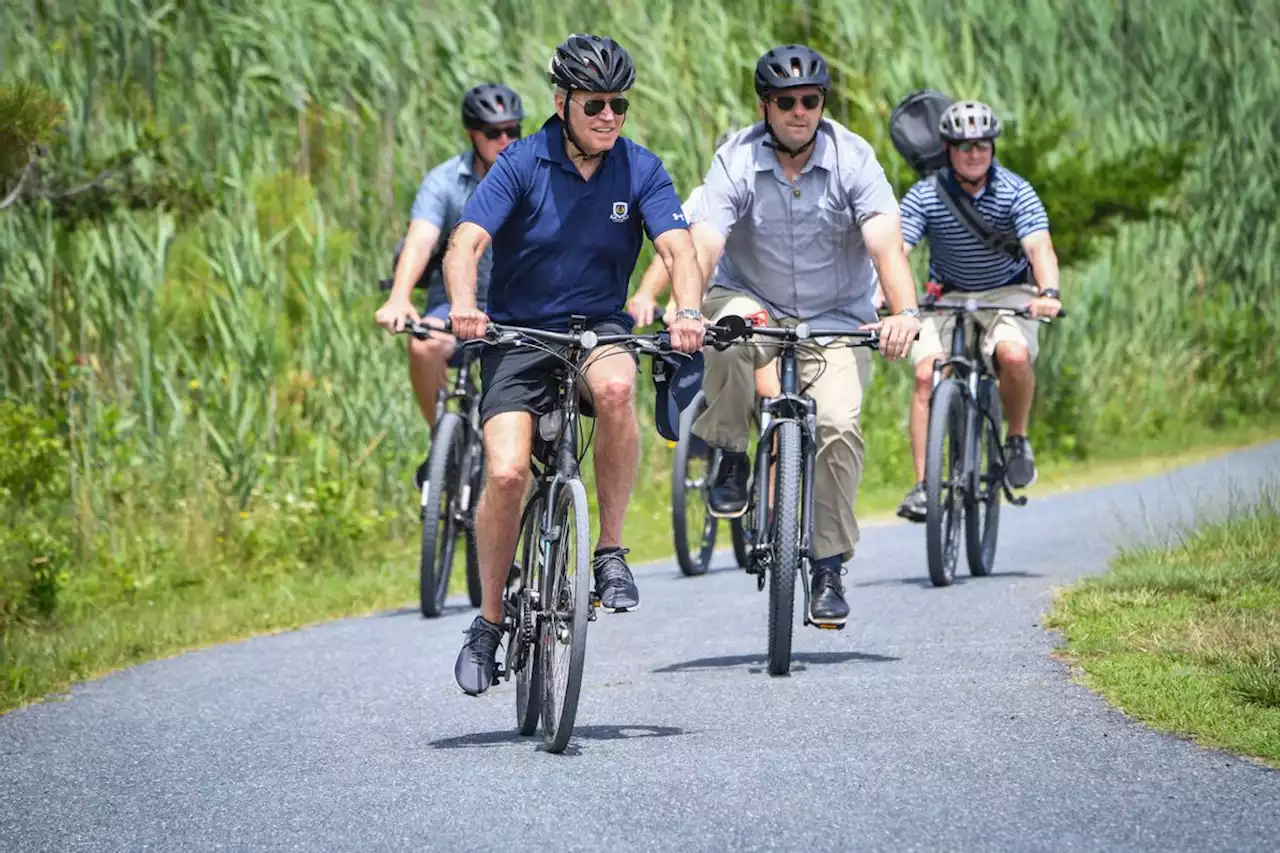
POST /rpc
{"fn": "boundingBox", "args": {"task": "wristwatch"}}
[899,308,921,319]
[1039,288,1061,300]
[674,308,704,322]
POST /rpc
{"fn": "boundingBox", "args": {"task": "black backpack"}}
[377,231,449,293]
[889,89,1024,262]
[889,89,954,178]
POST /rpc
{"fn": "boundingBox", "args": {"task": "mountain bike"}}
[726,318,880,676]
[398,326,484,617]
[444,315,732,753]
[921,296,1065,587]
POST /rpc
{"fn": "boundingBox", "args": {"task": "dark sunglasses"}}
[771,93,823,112]
[954,139,993,152]
[576,96,630,117]
[481,125,522,140]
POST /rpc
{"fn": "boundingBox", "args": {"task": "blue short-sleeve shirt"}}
[407,152,489,309]
[459,115,688,330]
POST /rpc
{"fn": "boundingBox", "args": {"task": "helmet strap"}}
[561,94,606,163]
[762,98,820,158]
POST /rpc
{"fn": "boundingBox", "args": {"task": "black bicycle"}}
[441,315,728,753]
[671,390,750,577]
[396,326,485,618]
[921,297,1065,587]
[724,318,880,676]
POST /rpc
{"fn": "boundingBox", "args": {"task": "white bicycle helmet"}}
[938,100,1001,142]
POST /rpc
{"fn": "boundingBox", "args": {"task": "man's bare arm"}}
[443,222,491,312]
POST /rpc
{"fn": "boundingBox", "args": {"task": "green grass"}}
[1045,496,1280,767]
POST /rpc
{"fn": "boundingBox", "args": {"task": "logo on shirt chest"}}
[610,201,630,223]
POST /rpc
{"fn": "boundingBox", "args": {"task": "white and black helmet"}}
[461,83,524,129]
[938,100,1001,142]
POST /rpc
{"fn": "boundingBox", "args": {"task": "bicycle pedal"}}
[813,622,846,631]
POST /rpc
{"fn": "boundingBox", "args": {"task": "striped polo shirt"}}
[899,162,1049,292]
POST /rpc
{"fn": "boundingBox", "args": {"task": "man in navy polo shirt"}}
[442,33,706,696]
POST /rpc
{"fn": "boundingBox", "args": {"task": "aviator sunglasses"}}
[771,93,823,111]
[481,125,522,140]
[573,96,631,117]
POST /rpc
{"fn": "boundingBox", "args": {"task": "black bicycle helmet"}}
[754,44,830,96]
[461,83,524,129]
[547,33,636,92]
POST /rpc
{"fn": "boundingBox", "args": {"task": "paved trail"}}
[3,444,1278,852]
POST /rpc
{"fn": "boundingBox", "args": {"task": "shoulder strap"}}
[928,173,1023,260]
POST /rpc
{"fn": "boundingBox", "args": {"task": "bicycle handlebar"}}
[923,297,1068,320]
[396,317,744,353]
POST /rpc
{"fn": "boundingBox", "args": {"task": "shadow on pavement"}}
[652,650,899,674]
[377,603,473,618]
[429,724,688,752]
[849,571,1043,589]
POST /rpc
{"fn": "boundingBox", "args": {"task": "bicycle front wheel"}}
[419,413,464,617]
[767,421,801,676]
[925,381,965,587]
[538,478,592,753]
[672,391,718,577]
[965,377,1003,576]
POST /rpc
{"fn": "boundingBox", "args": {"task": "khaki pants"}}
[911,283,1041,370]
[692,286,871,562]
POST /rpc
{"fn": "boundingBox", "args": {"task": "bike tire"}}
[767,421,801,676]
[965,377,1003,577]
[925,381,965,587]
[538,478,591,753]
[419,413,463,617]
[463,446,485,607]
[514,494,544,736]
[672,391,718,577]
[731,517,750,569]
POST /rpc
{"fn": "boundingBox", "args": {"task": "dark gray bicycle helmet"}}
[547,33,636,92]
[754,44,830,96]
[461,83,524,129]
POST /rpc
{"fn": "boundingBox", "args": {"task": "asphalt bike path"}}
[3,443,1279,851]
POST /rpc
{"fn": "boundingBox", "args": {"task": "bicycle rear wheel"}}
[672,391,718,577]
[514,494,544,736]
[419,413,463,617]
[766,421,801,676]
[925,381,965,587]
[965,377,1003,576]
[538,478,591,753]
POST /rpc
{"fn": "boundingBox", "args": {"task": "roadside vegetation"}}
[2,1,1277,712]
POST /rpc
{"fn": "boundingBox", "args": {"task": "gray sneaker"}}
[454,615,503,696]
[896,481,927,523]
[1004,435,1037,489]
[593,548,640,612]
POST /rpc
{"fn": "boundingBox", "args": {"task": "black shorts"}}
[479,319,635,424]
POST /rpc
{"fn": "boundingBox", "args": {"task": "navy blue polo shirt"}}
[459,115,688,330]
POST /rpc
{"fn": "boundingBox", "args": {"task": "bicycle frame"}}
[742,324,878,625]
[925,297,1060,508]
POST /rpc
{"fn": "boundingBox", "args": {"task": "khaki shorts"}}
[911,283,1040,371]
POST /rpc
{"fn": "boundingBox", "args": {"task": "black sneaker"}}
[896,481,927,523]
[413,456,430,491]
[593,547,639,612]
[810,564,850,625]
[708,450,750,518]
[1004,435,1037,489]
[454,615,503,695]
